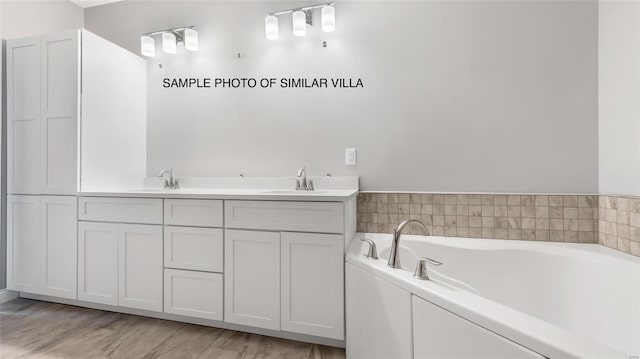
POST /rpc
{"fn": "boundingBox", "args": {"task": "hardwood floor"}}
[0,298,346,359]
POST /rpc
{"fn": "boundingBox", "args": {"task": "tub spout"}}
[388,219,430,269]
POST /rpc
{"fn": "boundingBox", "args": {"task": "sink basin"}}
[263,190,328,194]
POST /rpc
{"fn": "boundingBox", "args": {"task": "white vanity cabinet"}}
[6,36,42,194]
[78,221,118,305]
[6,28,147,304]
[7,30,79,195]
[118,224,163,312]
[224,229,281,330]
[7,195,77,298]
[161,199,225,320]
[78,198,163,311]
[224,200,350,340]
[7,195,42,293]
[41,196,78,299]
[78,221,163,311]
[281,232,344,340]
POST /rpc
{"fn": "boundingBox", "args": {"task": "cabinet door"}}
[41,31,80,195]
[164,269,223,321]
[281,232,344,339]
[7,37,41,194]
[7,195,42,293]
[412,296,544,359]
[78,221,118,305]
[224,229,280,330]
[41,196,77,299]
[118,224,163,312]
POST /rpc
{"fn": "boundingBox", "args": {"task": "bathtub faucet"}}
[388,219,430,269]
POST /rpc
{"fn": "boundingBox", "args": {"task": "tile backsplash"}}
[357,193,639,257]
[598,195,640,256]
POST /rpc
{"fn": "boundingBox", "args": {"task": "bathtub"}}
[345,233,640,359]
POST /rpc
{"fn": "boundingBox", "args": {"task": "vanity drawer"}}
[78,197,163,224]
[164,199,223,227]
[225,200,344,234]
[164,226,223,272]
[164,269,223,321]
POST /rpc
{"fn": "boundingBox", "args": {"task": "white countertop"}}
[79,176,359,201]
[79,188,359,201]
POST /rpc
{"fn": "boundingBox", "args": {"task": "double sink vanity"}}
[5,28,356,346]
[10,177,357,346]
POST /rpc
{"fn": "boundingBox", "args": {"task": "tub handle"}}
[360,238,379,260]
[414,257,443,280]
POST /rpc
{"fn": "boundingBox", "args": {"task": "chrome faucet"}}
[388,219,430,269]
[158,168,179,189]
[295,167,315,191]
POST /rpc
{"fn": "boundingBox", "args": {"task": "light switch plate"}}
[345,148,357,165]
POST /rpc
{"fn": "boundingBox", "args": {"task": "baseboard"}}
[0,289,19,304]
[19,292,345,348]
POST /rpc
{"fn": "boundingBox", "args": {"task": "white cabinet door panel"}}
[281,232,344,339]
[7,195,42,293]
[225,201,344,233]
[7,37,41,194]
[118,224,163,312]
[164,199,223,227]
[41,30,79,195]
[225,229,280,330]
[164,226,223,272]
[164,269,223,321]
[78,221,118,305]
[412,296,544,359]
[41,196,77,299]
[78,197,163,224]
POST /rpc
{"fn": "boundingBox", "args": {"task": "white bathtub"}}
[345,233,640,358]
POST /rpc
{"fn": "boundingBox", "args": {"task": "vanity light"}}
[292,10,307,37]
[140,26,198,56]
[321,5,335,32]
[265,15,279,40]
[265,3,334,40]
[140,35,155,57]
[162,32,177,54]
[184,28,198,51]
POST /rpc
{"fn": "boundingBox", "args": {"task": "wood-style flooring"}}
[0,298,346,359]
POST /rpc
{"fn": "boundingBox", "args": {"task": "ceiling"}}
[69,0,123,8]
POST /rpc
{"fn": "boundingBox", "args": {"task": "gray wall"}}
[598,0,640,197]
[85,0,599,193]
[1,0,84,39]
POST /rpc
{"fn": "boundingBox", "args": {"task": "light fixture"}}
[162,32,177,54]
[321,5,335,32]
[292,10,307,37]
[265,15,279,40]
[265,3,334,40]
[184,28,198,51]
[140,35,155,57]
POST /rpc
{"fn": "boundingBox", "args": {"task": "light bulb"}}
[184,28,198,51]
[162,32,177,54]
[321,5,335,32]
[265,15,279,40]
[292,10,307,37]
[140,35,155,57]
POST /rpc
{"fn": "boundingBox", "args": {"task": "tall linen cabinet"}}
[6,29,146,298]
